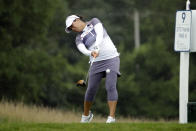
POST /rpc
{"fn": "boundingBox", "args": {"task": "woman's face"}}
[69,18,85,32]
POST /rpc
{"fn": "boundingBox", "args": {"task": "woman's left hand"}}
[91,51,99,58]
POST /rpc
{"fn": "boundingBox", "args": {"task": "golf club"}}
[76,57,95,87]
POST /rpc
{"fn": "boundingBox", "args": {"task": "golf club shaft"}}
[85,58,95,84]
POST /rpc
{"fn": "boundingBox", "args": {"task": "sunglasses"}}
[67,26,72,31]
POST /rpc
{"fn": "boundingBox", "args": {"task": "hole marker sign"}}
[174,10,191,52]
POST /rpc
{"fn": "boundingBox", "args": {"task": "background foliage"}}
[0,0,196,119]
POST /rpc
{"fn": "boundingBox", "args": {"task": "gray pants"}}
[85,70,118,102]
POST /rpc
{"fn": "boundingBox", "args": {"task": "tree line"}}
[0,0,196,119]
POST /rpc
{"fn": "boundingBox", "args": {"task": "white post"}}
[186,0,190,10]
[179,0,190,124]
[179,52,189,123]
[134,9,140,49]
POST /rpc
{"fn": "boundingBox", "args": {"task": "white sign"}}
[174,11,191,52]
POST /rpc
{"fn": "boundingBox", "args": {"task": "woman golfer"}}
[65,15,120,123]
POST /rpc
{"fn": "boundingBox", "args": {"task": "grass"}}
[0,101,166,123]
[0,101,196,131]
[0,121,196,131]
[0,101,82,123]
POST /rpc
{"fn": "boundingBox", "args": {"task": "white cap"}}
[65,15,79,33]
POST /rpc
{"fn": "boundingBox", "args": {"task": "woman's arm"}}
[77,43,92,56]
[77,43,99,58]
[93,23,104,52]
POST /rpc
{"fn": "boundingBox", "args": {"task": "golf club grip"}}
[91,58,95,66]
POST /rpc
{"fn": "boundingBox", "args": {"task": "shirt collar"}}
[82,24,88,32]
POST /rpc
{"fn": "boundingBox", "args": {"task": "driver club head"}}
[76,80,86,87]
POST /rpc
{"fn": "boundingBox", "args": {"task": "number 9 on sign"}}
[182,12,186,23]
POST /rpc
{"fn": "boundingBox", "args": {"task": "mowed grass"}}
[0,101,196,131]
[0,121,196,131]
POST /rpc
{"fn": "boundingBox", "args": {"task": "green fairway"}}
[0,121,196,131]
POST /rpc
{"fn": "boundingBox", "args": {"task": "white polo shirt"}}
[75,18,119,62]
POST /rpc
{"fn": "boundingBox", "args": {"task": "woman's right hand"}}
[91,51,99,58]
